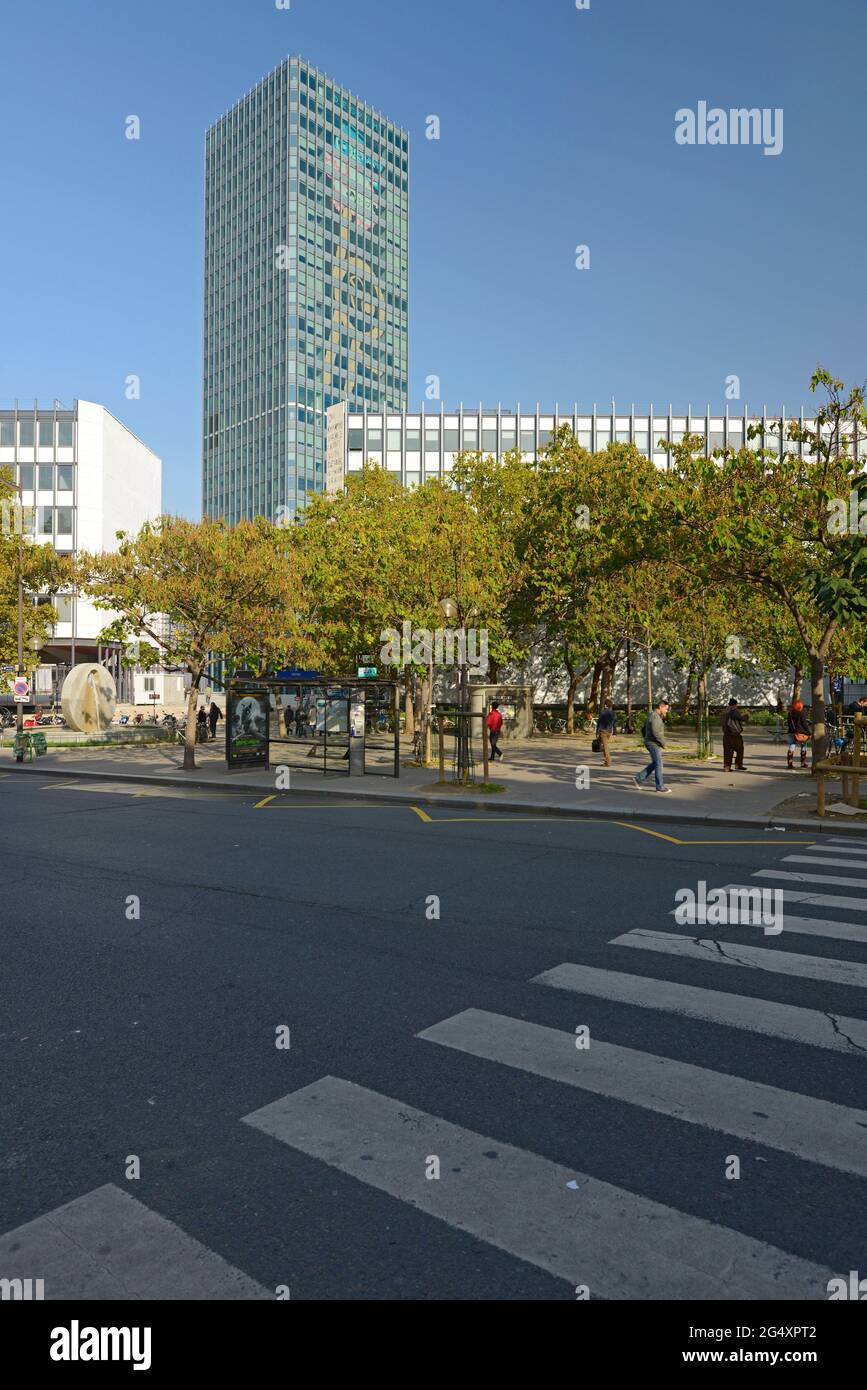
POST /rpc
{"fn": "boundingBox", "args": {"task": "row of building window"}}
[19,506,74,535]
[0,421,74,449]
[14,464,75,491]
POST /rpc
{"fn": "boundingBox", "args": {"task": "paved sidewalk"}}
[4,728,866,834]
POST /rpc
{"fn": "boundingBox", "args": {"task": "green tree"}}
[78,516,314,769]
[514,432,662,732]
[645,371,867,762]
[0,468,70,673]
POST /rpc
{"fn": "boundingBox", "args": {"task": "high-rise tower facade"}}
[203,56,409,524]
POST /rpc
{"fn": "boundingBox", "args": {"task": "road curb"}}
[8,762,867,837]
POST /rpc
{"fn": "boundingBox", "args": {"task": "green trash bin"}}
[13,732,31,762]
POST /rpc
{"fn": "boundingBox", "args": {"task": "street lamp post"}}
[15,482,25,742]
[439,596,471,781]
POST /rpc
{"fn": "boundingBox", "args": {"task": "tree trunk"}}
[809,655,827,767]
[600,652,618,706]
[183,677,199,771]
[696,668,710,758]
[404,670,414,740]
[588,660,602,715]
[791,666,803,707]
[681,659,696,718]
[565,668,580,734]
[424,660,433,764]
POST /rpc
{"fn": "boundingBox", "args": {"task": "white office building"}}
[0,399,183,706]
[326,401,862,493]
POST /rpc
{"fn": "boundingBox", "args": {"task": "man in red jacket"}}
[486,702,504,762]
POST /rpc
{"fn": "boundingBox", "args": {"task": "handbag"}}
[795,732,809,743]
[592,737,602,753]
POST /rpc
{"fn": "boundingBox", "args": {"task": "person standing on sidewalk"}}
[208,701,223,742]
[486,702,505,762]
[635,698,671,793]
[787,700,812,770]
[596,699,617,768]
[722,698,746,772]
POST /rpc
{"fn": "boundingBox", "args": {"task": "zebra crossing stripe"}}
[755,869,867,891]
[783,855,867,872]
[610,930,867,989]
[532,963,867,1054]
[823,838,867,849]
[242,1076,833,1299]
[0,1184,271,1300]
[669,906,867,945]
[418,1009,867,1178]
[720,882,867,914]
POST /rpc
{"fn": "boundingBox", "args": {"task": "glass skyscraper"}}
[203,56,409,524]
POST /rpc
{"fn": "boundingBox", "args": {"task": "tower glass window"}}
[202,57,409,525]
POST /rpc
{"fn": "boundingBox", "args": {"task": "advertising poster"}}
[227,687,270,770]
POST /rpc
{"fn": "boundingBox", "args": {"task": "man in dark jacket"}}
[722,698,746,772]
[208,702,223,742]
[596,699,616,768]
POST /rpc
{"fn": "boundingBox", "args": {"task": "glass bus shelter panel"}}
[363,685,400,777]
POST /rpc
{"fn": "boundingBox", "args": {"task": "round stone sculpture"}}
[61,663,117,733]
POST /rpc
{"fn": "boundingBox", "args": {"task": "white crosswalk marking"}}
[532,963,867,1053]
[669,907,867,945]
[243,1076,833,1299]
[783,855,867,871]
[609,930,867,989]
[418,1009,867,1178]
[811,839,867,850]
[825,837,867,848]
[754,869,867,890]
[0,1185,271,1300]
[720,882,867,913]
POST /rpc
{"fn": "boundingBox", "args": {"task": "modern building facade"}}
[326,402,863,492]
[0,399,174,704]
[203,56,409,525]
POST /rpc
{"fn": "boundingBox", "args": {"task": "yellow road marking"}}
[409,806,433,822]
[255,794,277,809]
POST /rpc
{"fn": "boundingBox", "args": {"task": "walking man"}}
[486,702,505,762]
[208,701,223,742]
[634,697,671,793]
[722,698,746,772]
[596,699,616,768]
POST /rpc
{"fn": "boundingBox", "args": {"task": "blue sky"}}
[1,0,864,517]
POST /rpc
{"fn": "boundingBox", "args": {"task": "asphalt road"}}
[1,772,866,1301]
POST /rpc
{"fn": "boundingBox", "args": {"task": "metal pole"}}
[482,705,490,784]
[16,483,24,745]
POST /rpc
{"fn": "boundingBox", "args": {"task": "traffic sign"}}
[12,677,30,704]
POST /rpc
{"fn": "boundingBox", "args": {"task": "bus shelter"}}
[226,676,400,778]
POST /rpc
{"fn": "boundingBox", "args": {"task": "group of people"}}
[589,693,867,792]
[196,702,223,742]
